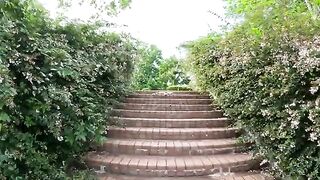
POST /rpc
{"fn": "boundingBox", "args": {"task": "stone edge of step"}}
[107,127,241,140]
[85,153,261,177]
[96,172,270,180]
[111,109,223,113]
[98,138,246,156]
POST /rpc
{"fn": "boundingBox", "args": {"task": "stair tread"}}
[96,172,268,180]
[126,96,211,101]
[129,94,210,97]
[103,138,239,149]
[134,91,206,94]
[105,138,237,144]
[113,109,220,112]
[124,98,213,105]
[86,152,260,177]
[112,117,229,121]
[117,103,217,109]
[87,152,255,165]
[108,127,238,131]
[118,103,215,106]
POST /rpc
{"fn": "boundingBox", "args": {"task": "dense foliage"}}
[158,56,191,89]
[131,45,163,90]
[132,45,190,90]
[187,0,320,178]
[0,0,137,179]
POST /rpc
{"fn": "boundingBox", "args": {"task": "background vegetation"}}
[132,44,190,90]
[186,0,320,178]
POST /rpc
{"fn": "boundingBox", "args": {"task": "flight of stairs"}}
[86,91,268,179]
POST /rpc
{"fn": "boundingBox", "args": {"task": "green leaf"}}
[0,112,10,122]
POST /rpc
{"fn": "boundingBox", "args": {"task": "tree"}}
[132,45,191,90]
[132,45,163,90]
[158,56,191,89]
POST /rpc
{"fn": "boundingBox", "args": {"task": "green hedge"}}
[0,1,136,179]
[187,1,320,179]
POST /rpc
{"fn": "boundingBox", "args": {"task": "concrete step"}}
[128,94,210,99]
[115,103,216,111]
[100,139,242,156]
[112,117,230,128]
[86,152,260,177]
[107,127,240,140]
[124,98,212,105]
[111,110,224,119]
[96,172,270,180]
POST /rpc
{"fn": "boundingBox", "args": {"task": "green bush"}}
[187,1,320,179]
[0,0,136,179]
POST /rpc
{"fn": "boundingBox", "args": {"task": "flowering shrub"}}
[0,0,136,179]
[187,1,320,178]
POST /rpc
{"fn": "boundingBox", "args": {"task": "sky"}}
[39,0,227,58]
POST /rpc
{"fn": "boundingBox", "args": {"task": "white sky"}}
[39,0,226,58]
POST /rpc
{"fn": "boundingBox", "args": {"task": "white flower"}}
[291,119,300,129]
[57,136,64,141]
[309,86,318,95]
[299,48,308,57]
[289,102,296,107]
[310,132,318,141]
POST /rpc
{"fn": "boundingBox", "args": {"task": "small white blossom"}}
[289,102,296,107]
[299,48,309,57]
[309,86,318,95]
[291,119,300,129]
[57,136,64,141]
[310,132,318,141]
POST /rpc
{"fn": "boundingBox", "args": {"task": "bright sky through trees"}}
[39,0,226,57]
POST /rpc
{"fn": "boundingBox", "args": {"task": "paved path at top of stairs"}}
[86,91,270,179]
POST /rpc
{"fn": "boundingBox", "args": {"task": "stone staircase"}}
[86,91,269,179]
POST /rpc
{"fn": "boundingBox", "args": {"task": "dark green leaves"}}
[132,45,190,90]
[187,0,320,178]
[0,0,137,179]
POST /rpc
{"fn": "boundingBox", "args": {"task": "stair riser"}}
[86,159,259,177]
[112,111,223,119]
[124,99,212,105]
[101,144,240,156]
[116,119,229,128]
[108,129,239,140]
[128,94,210,99]
[116,104,215,111]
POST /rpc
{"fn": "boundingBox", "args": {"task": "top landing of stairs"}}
[133,90,208,95]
